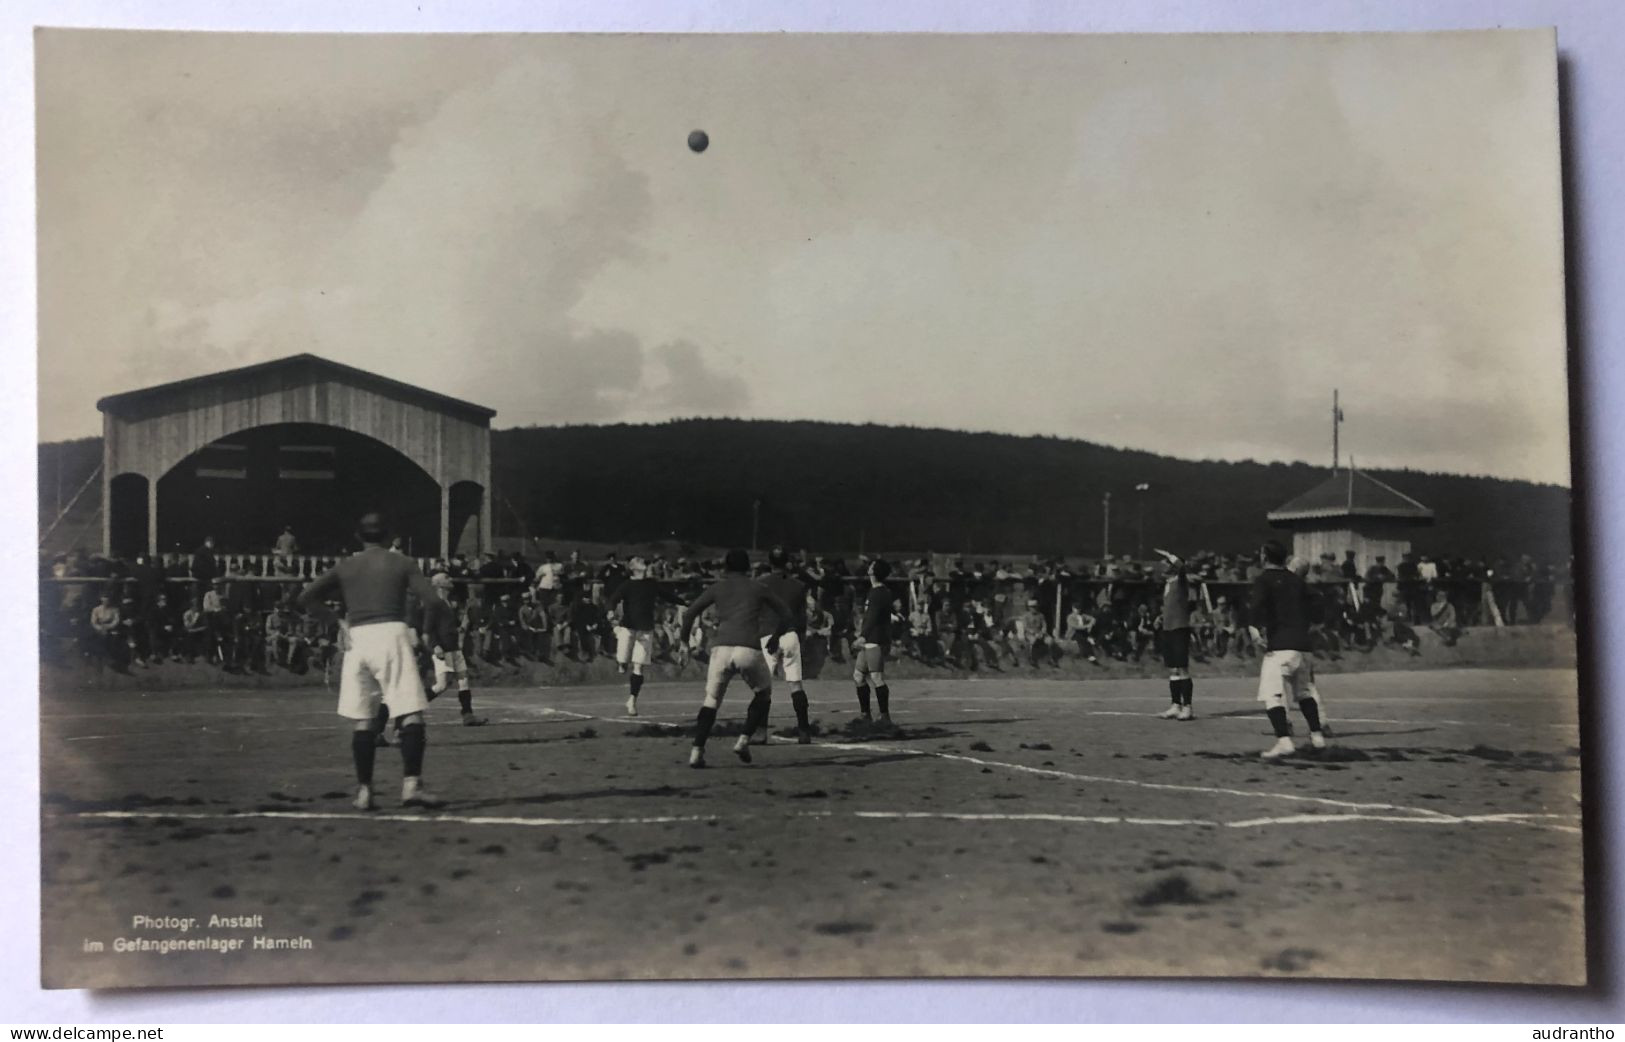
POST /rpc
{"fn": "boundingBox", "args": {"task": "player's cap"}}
[430,572,454,589]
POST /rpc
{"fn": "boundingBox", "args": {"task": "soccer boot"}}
[797,725,813,745]
[352,785,375,811]
[1261,737,1296,760]
[625,695,639,717]
[732,734,753,764]
[1157,705,1182,720]
[688,746,707,769]
[460,711,488,726]
[877,713,895,732]
[401,777,445,808]
[753,726,771,745]
[1309,731,1328,750]
[1176,705,1194,722]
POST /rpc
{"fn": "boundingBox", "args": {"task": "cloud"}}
[645,340,751,415]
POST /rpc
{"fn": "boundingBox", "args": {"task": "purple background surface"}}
[1,0,1620,1024]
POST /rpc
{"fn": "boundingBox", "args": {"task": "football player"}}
[756,546,812,744]
[605,556,683,717]
[677,549,792,768]
[300,513,446,809]
[853,559,897,728]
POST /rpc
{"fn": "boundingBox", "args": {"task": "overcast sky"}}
[36,30,1569,484]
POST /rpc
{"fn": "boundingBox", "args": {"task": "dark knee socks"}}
[791,687,810,729]
[693,705,718,748]
[351,731,377,786]
[875,684,890,716]
[398,722,426,778]
[1267,706,1291,738]
[629,673,644,698]
[457,690,472,714]
[744,691,771,735]
[1299,697,1323,733]
[855,683,872,717]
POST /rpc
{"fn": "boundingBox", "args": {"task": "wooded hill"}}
[40,420,1574,562]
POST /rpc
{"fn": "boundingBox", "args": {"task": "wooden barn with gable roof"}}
[96,354,495,559]
[1266,468,1434,574]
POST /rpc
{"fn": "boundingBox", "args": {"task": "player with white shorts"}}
[605,556,682,717]
[678,549,792,768]
[1247,540,1330,760]
[423,571,487,726]
[300,513,446,810]
[756,546,812,744]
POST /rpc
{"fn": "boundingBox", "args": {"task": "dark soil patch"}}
[1261,947,1322,972]
[813,920,875,936]
[1133,874,1234,908]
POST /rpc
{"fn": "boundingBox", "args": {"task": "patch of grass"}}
[969,741,994,752]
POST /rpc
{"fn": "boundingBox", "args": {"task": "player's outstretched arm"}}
[298,569,340,613]
[678,585,716,643]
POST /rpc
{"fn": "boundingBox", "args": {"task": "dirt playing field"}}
[39,667,1586,989]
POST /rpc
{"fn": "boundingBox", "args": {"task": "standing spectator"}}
[189,536,219,600]
[534,551,563,606]
[1364,555,1395,612]
[202,578,229,664]
[1396,552,1425,624]
[1340,550,1359,581]
[274,525,300,558]
[463,586,490,661]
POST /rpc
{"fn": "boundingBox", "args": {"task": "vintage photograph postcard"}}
[35,29,1579,988]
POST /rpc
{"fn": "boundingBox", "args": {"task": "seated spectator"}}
[1430,589,1462,646]
[182,597,208,662]
[1016,599,1059,668]
[1063,603,1101,665]
[88,594,123,670]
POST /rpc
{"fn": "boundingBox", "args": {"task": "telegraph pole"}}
[1102,491,1112,560]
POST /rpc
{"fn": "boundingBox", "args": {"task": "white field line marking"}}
[72,807,1583,834]
[1071,710,1577,731]
[808,740,1458,818]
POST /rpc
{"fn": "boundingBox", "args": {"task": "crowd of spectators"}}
[40,534,1575,679]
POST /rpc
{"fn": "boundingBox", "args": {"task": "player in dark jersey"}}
[1247,540,1330,759]
[423,572,487,726]
[299,513,445,810]
[853,558,896,728]
[1154,549,1199,721]
[605,556,683,717]
[677,549,792,768]
[755,546,812,744]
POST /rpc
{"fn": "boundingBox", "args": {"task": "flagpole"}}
[1333,389,1340,473]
